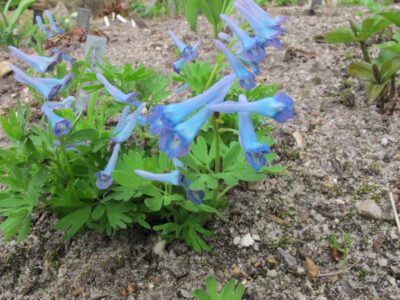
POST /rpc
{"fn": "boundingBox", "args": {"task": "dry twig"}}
[389,191,400,236]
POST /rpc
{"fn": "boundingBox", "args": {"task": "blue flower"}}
[214,40,255,90]
[237,94,270,170]
[209,92,294,123]
[158,83,230,159]
[134,170,181,186]
[95,143,121,189]
[36,15,52,39]
[134,169,204,205]
[44,10,65,34]
[8,46,61,73]
[169,31,201,73]
[147,74,236,134]
[96,73,140,106]
[234,0,285,49]
[112,103,146,143]
[10,64,73,100]
[51,49,76,65]
[41,103,71,137]
[220,14,265,64]
[44,96,75,110]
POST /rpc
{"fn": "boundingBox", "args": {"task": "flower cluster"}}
[7,0,294,207]
[146,0,292,170]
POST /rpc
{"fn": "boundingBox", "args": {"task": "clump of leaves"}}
[324,9,400,113]
[193,276,245,300]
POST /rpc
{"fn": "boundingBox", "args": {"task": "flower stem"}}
[58,138,74,180]
[360,42,371,63]
[211,113,221,206]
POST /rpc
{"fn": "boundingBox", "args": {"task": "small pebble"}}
[356,200,383,220]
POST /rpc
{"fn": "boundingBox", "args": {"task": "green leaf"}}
[357,16,391,42]
[367,83,388,101]
[185,0,199,32]
[55,206,92,240]
[378,42,400,53]
[112,170,143,188]
[69,128,98,142]
[106,205,132,229]
[324,28,356,44]
[381,57,400,81]
[223,142,241,171]
[380,11,400,27]
[92,204,106,220]
[347,61,375,82]
[263,166,287,175]
[192,136,209,166]
[144,197,163,211]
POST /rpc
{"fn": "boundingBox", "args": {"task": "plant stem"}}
[204,64,221,91]
[360,42,371,63]
[58,138,74,180]
[211,113,221,206]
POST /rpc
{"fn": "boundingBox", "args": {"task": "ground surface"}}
[1,4,400,300]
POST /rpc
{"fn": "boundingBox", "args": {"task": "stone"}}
[293,131,306,149]
[240,233,255,247]
[356,200,383,220]
[278,248,299,270]
[129,12,148,28]
[381,137,389,146]
[0,61,12,78]
[267,269,278,277]
[378,258,388,267]
[153,240,166,256]
[76,7,92,30]
[53,2,70,18]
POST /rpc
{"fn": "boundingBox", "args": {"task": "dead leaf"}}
[304,257,318,280]
[372,231,385,252]
[330,248,342,262]
[119,287,127,297]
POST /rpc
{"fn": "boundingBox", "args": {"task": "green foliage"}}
[330,232,352,259]
[0,0,36,45]
[193,276,245,300]
[324,7,400,112]
[185,0,235,37]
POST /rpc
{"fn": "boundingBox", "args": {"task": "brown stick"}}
[389,191,400,236]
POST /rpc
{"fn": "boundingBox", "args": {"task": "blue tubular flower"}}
[36,15,52,39]
[134,170,181,186]
[54,140,89,151]
[10,64,73,100]
[41,104,71,137]
[214,40,255,90]
[159,83,231,159]
[134,169,204,205]
[148,74,236,134]
[209,92,294,123]
[8,46,60,73]
[169,31,200,73]
[51,49,76,65]
[182,178,204,205]
[235,0,286,28]
[220,14,265,63]
[44,96,75,110]
[96,73,140,106]
[44,10,65,34]
[95,143,121,190]
[112,103,146,143]
[234,1,284,49]
[237,95,270,170]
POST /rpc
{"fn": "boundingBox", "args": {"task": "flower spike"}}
[220,14,265,63]
[95,143,121,189]
[96,73,140,106]
[112,103,146,143]
[147,74,236,135]
[237,95,270,170]
[44,10,65,34]
[36,15,52,39]
[209,92,294,123]
[214,40,255,90]
[41,104,71,137]
[169,31,200,73]
[8,46,61,73]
